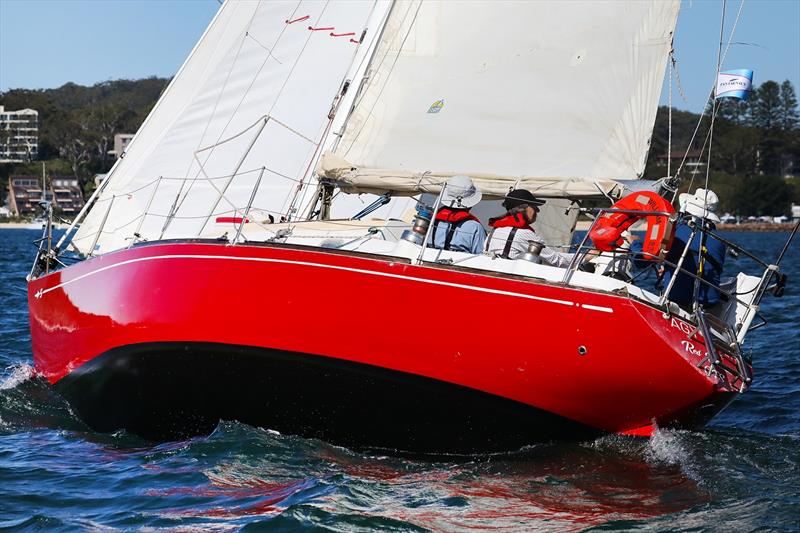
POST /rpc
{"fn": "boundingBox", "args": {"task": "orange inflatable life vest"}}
[589,191,676,260]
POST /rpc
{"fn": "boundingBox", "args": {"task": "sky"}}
[0,0,798,113]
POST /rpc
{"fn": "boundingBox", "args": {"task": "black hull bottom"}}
[55,342,602,453]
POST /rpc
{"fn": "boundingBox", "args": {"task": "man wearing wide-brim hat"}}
[678,188,722,224]
[485,188,578,267]
[428,175,486,254]
[662,188,726,308]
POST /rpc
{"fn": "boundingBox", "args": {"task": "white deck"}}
[221,217,681,317]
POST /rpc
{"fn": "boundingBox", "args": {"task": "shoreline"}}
[0,222,46,229]
[716,222,797,232]
[0,222,69,230]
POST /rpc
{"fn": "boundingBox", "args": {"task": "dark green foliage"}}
[647,80,800,215]
[730,175,793,216]
[0,78,169,201]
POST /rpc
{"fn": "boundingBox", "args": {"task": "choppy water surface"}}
[1,229,798,531]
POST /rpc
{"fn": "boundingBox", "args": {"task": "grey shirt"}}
[486,226,574,267]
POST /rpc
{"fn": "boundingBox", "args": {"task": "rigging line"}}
[172,0,302,217]
[246,32,284,64]
[263,1,332,130]
[282,0,381,221]
[195,115,270,153]
[670,0,745,197]
[705,0,728,194]
[160,167,265,182]
[670,49,689,104]
[169,1,258,225]
[686,108,716,194]
[342,0,422,158]
[84,176,162,205]
[262,0,353,221]
[340,1,417,159]
[328,0,395,157]
[668,47,673,180]
[198,0,333,224]
[269,116,318,145]
[62,0,239,254]
[193,154,247,217]
[147,209,254,221]
[70,212,147,241]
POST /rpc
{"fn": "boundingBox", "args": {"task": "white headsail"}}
[323,0,680,193]
[71,0,384,256]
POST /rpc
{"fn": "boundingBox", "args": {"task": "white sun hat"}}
[678,188,721,223]
[441,175,482,208]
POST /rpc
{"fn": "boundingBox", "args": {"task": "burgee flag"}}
[716,69,754,100]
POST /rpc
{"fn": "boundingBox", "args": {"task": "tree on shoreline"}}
[0,78,168,201]
[646,79,800,215]
[1,77,798,217]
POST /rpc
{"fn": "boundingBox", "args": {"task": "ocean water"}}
[0,228,797,531]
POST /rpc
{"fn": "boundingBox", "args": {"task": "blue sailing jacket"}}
[662,221,726,307]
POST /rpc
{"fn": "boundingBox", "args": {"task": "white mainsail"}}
[71,0,384,256]
[325,0,680,190]
[69,0,680,255]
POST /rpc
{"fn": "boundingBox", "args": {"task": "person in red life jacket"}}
[485,189,576,267]
[428,175,486,254]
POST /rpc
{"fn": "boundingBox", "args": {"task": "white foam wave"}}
[0,363,35,390]
[646,427,701,482]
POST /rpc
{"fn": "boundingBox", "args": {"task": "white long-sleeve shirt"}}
[485,226,574,267]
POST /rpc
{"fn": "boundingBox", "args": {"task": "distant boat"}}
[26,0,793,452]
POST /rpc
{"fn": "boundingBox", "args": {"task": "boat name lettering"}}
[680,340,708,359]
[671,317,693,335]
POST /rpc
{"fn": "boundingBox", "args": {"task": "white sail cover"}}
[72,0,381,255]
[331,0,679,189]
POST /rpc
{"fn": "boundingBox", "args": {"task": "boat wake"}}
[645,427,700,478]
[0,363,84,433]
[0,362,35,390]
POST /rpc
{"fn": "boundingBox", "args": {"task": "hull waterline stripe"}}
[34,253,613,312]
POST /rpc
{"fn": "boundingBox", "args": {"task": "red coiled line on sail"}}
[285,15,309,24]
[285,15,359,44]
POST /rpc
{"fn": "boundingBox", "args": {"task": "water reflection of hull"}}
[29,240,744,451]
[144,430,710,530]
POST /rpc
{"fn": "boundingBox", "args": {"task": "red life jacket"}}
[435,207,480,224]
[487,213,534,258]
[430,208,480,250]
[489,213,533,231]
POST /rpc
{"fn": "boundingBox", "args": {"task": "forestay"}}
[71,0,380,256]
[328,0,680,189]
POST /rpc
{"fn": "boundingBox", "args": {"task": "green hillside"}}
[1,77,798,217]
[1,78,169,200]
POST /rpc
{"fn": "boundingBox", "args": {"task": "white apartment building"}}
[0,105,39,163]
[108,133,135,158]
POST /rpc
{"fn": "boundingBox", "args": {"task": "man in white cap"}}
[662,188,726,308]
[429,175,486,254]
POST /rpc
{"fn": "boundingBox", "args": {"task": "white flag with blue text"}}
[716,69,754,100]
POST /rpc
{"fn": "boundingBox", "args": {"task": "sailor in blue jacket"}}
[428,175,486,254]
[662,188,727,308]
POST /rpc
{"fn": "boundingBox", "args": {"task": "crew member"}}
[485,189,575,267]
[661,188,727,308]
[428,175,486,254]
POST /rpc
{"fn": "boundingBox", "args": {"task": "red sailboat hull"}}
[28,241,743,452]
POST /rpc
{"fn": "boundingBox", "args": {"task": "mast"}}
[293,1,397,221]
[329,1,397,155]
